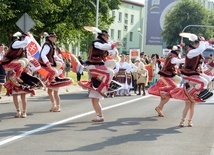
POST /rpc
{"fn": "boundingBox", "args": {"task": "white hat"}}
[135,57,141,62]
[189,34,198,42]
[179,32,198,42]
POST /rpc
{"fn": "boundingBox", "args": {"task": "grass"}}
[66,71,89,85]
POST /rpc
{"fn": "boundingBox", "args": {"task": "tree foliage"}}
[161,0,214,46]
[0,0,121,49]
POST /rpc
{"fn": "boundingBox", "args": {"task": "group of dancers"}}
[148,35,214,127]
[78,29,214,125]
[0,32,73,118]
[0,28,213,126]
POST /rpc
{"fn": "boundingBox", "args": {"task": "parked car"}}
[202,48,214,63]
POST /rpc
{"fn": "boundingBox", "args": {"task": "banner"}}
[145,64,153,82]
[146,0,177,45]
[129,49,140,59]
[162,49,171,56]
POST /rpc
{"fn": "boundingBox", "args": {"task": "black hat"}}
[48,32,57,37]
[170,50,178,56]
[140,52,144,56]
[98,30,109,37]
[188,44,195,49]
[21,32,27,37]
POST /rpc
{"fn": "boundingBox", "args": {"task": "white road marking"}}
[0,95,151,147]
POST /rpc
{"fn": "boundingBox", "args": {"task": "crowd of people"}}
[0,29,213,127]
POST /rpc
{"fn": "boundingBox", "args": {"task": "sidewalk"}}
[0,84,84,103]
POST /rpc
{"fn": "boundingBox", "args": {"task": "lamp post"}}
[137,28,143,52]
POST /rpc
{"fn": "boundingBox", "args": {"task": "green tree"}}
[0,0,121,48]
[161,0,213,46]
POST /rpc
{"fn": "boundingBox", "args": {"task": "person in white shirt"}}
[79,30,122,122]
[1,32,31,87]
[173,37,214,127]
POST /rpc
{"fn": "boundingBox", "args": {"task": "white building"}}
[108,0,145,55]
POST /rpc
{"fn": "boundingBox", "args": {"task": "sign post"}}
[16,13,35,32]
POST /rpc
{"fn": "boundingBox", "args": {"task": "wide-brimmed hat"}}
[170,50,179,56]
[48,32,57,37]
[13,32,27,38]
[98,30,110,37]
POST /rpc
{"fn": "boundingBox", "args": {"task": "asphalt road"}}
[0,87,214,155]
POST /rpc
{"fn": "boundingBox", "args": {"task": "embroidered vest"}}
[158,54,176,77]
[87,40,109,63]
[1,41,27,65]
[181,55,201,76]
[39,40,56,67]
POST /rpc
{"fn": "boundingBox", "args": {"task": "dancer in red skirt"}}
[148,45,184,117]
[172,37,214,127]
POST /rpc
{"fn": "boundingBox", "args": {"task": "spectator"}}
[76,56,84,81]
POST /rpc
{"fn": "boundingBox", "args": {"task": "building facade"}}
[108,0,144,55]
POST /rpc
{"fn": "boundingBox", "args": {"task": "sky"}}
[127,0,145,5]
[127,0,214,4]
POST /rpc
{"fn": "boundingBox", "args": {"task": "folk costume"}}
[1,32,30,87]
[148,48,184,98]
[149,54,161,86]
[79,30,120,97]
[136,62,148,95]
[115,54,131,96]
[39,32,58,85]
[0,43,6,85]
[171,40,212,102]
[125,56,137,95]
[148,46,185,117]
[38,32,72,88]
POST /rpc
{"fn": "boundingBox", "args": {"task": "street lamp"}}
[137,28,143,37]
[137,28,143,52]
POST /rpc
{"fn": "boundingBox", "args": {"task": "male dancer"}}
[79,30,121,122]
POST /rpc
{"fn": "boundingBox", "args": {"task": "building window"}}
[118,12,122,22]
[130,32,133,42]
[125,19,128,24]
[125,13,128,19]
[124,25,128,31]
[111,29,114,40]
[123,38,127,49]
[131,15,134,24]
[118,30,121,40]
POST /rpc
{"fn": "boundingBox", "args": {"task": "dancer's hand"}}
[114,42,123,46]
[209,38,214,43]
[198,36,205,41]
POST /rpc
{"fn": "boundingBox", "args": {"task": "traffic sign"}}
[16,13,35,32]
